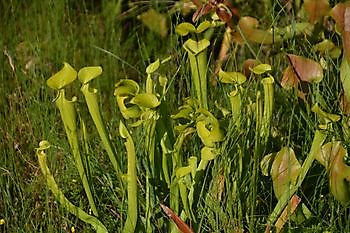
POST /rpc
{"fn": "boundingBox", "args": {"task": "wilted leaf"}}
[78,66,102,84]
[218,69,246,84]
[287,54,323,83]
[251,63,272,75]
[130,93,160,108]
[303,0,330,24]
[47,62,77,90]
[176,22,196,36]
[281,65,299,89]
[138,9,168,37]
[271,147,301,199]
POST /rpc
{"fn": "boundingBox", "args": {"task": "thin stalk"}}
[36,143,107,233]
[55,89,98,216]
[119,122,138,233]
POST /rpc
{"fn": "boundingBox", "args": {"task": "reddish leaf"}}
[331,2,350,63]
[275,195,301,233]
[160,204,194,233]
[281,65,299,89]
[303,0,330,24]
[287,54,323,83]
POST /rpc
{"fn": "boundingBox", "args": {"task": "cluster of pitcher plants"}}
[36,0,350,232]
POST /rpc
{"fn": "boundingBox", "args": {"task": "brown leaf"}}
[344,7,350,63]
[281,65,299,89]
[238,17,277,44]
[160,204,194,233]
[287,54,323,83]
[303,0,330,24]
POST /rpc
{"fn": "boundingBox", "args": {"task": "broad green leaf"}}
[183,39,210,56]
[218,69,246,84]
[196,20,211,33]
[117,96,142,119]
[47,62,77,90]
[271,147,301,199]
[114,79,139,96]
[175,22,196,36]
[251,63,272,75]
[287,54,323,83]
[119,120,131,139]
[317,142,332,168]
[130,93,160,108]
[314,39,336,53]
[138,8,168,37]
[146,59,160,74]
[78,66,102,84]
[196,109,224,147]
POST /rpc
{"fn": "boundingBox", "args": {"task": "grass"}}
[1,0,350,232]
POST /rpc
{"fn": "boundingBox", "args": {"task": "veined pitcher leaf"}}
[218,69,246,84]
[271,147,301,199]
[176,22,196,36]
[117,96,141,119]
[183,39,210,56]
[138,8,168,37]
[303,0,330,24]
[114,79,139,97]
[130,93,160,108]
[78,66,102,84]
[317,142,333,168]
[196,109,224,147]
[146,59,160,74]
[47,62,77,90]
[287,54,324,83]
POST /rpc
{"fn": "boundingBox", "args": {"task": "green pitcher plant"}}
[78,66,122,179]
[46,62,98,216]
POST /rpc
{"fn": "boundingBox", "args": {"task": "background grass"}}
[1,0,350,232]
